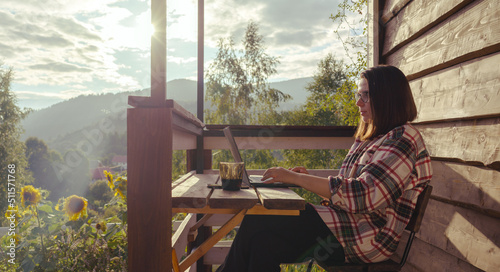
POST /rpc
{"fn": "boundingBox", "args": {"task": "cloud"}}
[50,17,102,41]
[2,0,366,110]
[0,1,152,92]
[0,42,20,58]
[203,0,341,46]
[1,0,121,14]
[199,0,364,81]
[167,56,197,65]
[271,30,315,47]
[16,32,73,48]
[29,62,92,73]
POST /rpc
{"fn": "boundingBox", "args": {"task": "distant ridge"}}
[21,77,312,148]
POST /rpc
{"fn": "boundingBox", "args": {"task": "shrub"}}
[0,171,128,271]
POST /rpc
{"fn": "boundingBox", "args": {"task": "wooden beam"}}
[173,130,198,150]
[172,171,196,189]
[190,214,214,232]
[196,0,206,177]
[256,188,306,210]
[204,125,356,137]
[383,0,474,56]
[127,107,172,271]
[411,52,500,123]
[172,213,197,261]
[178,209,247,271]
[151,0,166,105]
[172,204,300,216]
[393,232,485,272]
[203,240,233,265]
[209,188,259,209]
[414,117,500,166]
[386,0,500,80]
[203,169,340,178]
[430,161,500,216]
[380,0,411,24]
[187,149,213,171]
[419,199,500,271]
[172,174,216,209]
[172,111,203,136]
[204,136,354,150]
[197,0,204,121]
[128,99,204,130]
[203,125,355,151]
[367,0,380,67]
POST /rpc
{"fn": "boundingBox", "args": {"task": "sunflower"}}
[63,195,88,221]
[104,170,114,190]
[20,185,42,208]
[4,205,21,225]
[55,198,64,211]
[11,234,21,245]
[95,221,107,232]
[114,176,127,201]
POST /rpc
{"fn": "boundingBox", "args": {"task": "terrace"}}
[126,1,360,270]
[127,0,500,271]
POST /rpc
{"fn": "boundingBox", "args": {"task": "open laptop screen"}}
[222,127,251,186]
[222,126,299,188]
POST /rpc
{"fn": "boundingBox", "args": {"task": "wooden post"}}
[151,0,166,105]
[368,0,381,67]
[197,0,204,122]
[128,107,173,271]
[186,146,212,272]
[196,0,205,175]
[187,149,212,172]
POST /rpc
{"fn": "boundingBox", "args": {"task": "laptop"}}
[223,127,299,188]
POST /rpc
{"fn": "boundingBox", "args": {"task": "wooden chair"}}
[311,185,433,272]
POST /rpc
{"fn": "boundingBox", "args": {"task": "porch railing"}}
[127,98,355,271]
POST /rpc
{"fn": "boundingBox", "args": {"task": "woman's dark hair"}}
[354,65,417,140]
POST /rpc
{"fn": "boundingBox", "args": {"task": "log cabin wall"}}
[369,0,500,271]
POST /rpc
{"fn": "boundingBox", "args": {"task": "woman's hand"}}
[262,167,299,185]
[289,166,309,175]
[263,166,333,199]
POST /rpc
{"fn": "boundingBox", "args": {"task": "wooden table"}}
[171,172,305,271]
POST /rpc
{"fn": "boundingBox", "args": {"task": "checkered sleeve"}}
[331,129,418,214]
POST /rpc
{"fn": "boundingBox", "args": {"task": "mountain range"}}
[21,77,313,156]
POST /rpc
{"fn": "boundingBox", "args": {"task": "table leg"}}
[179,209,247,271]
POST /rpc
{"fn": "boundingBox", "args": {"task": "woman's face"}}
[356,77,372,123]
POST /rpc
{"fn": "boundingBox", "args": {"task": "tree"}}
[0,65,33,223]
[279,1,368,206]
[282,54,352,175]
[331,0,368,76]
[205,21,291,125]
[285,54,350,126]
[330,0,368,126]
[85,179,114,211]
[205,21,290,169]
[25,137,65,201]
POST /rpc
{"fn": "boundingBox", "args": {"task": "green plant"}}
[280,262,325,271]
[0,171,128,271]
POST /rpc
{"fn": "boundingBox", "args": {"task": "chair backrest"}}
[405,185,433,233]
[309,185,434,272]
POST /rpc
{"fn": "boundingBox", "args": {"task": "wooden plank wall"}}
[375,0,500,271]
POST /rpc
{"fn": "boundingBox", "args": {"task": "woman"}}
[216,65,433,271]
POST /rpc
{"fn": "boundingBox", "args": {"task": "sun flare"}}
[148,23,156,37]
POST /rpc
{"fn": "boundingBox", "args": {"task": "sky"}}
[0,0,364,110]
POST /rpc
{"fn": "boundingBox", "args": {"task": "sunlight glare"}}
[149,23,156,37]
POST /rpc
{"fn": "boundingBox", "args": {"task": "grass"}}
[212,263,325,272]
[281,263,325,271]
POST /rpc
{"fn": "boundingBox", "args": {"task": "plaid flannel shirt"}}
[313,123,432,263]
